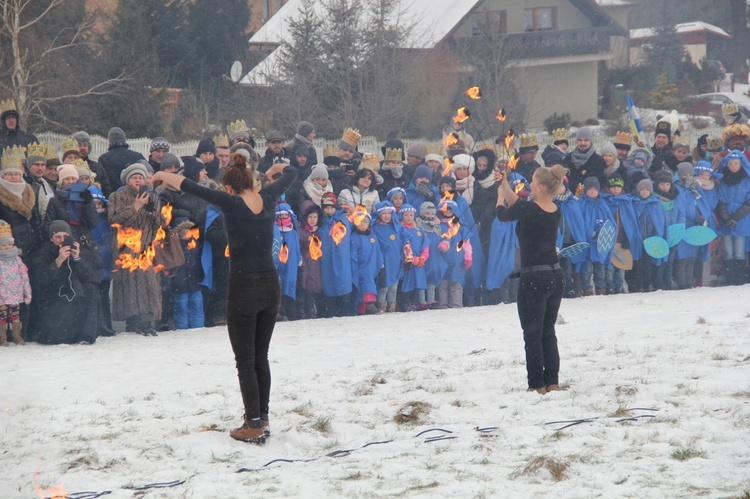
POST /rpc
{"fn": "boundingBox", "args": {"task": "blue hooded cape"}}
[273,203,301,299]
[602,193,643,261]
[200,204,221,291]
[485,218,518,291]
[350,229,384,299]
[320,209,353,296]
[578,195,617,265]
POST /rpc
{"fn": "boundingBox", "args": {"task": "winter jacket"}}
[0,254,31,305]
[98,144,146,191]
[0,181,43,265]
[258,146,291,174]
[0,116,38,156]
[83,158,113,198]
[338,185,380,214]
[42,185,99,244]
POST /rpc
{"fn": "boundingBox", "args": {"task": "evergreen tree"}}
[648,74,681,110]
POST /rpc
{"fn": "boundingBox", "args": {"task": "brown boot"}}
[10,323,25,345]
[230,422,266,444]
[386,302,397,313]
[527,387,546,395]
[0,326,7,347]
[583,289,594,297]
[546,384,561,392]
[595,289,606,296]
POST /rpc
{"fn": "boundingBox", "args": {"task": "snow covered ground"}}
[3,286,750,498]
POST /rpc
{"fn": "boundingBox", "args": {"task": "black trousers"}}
[226,271,280,422]
[517,268,564,389]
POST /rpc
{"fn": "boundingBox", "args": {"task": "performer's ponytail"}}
[222,153,254,193]
[535,164,569,195]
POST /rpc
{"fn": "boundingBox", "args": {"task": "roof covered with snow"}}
[630,21,732,41]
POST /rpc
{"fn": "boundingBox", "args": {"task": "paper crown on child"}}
[339,128,361,152]
[227,119,249,141]
[214,134,230,148]
[359,153,381,172]
[60,138,79,157]
[384,147,403,163]
[614,131,633,148]
[707,136,724,151]
[722,123,750,141]
[1,145,25,174]
[0,219,13,245]
[323,144,339,158]
[552,128,569,144]
[722,103,740,117]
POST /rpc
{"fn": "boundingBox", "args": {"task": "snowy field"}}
[3,286,750,498]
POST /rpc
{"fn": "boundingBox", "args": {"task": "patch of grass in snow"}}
[353,384,373,396]
[711,352,729,361]
[731,391,750,398]
[696,316,707,324]
[734,490,750,499]
[63,448,100,471]
[670,446,707,461]
[312,416,332,434]
[609,405,630,418]
[513,455,568,482]
[406,481,439,491]
[291,402,313,418]
[342,470,364,480]
[143,392,156,401]
[394,401,431,425]
[210,450,242,463]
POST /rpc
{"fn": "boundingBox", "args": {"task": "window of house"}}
[524,7,556,32]
[471,10,507,36]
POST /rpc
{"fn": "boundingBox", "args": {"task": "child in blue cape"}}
[554,176,588,298]
[386,187,407,217]
[372,200,405,313]
[632,178,666,292]
[690,161,720,286]
[673,163,704,289]
[274,203,301,320]
[90,186,116,336]
[406,165,439,211]
[716,150,750,285]
[652,170,686,290]
[416,201,444,309]
[350,209,384,315]
[577,177,616,295]
[298,201,323,318]
[398,204,428,311]
[319,192,353,317]
[601,173,641,294]
[436,199,472,308]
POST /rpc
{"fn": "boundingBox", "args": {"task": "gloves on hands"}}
[416,183,434,200]
[725,219,738,228]
[438,240,449,252]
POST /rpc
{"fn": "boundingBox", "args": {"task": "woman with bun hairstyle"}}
[496,163,568,395]
[150,154,297,445]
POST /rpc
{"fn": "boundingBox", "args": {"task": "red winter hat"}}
[321,192,338,207]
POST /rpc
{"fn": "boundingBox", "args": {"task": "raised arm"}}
[150,171,234,210]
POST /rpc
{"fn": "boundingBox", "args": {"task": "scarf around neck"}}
[571,146,595,168]
[295,134,314,149]
[0,178,27,199]
[454,176,474,204]
[0,247,19,260]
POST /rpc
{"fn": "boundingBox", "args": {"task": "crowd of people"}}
[1,98,749,346]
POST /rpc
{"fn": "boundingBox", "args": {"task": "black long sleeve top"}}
[180,166,297,275]
[496,199,560,267]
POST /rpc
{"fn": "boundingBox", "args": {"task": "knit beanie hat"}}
[309,163,329,180]
[196,137,217,156]
[71,131,91,146]
[406,142,427,160]
[107,127,127,147]
[57,163,79,181]
[412,164,432,182]
[636,178,653,194]
[49,219,72,238]
[321,192,337,207]
[120,162,148,185]
[451,153,475,173]
[576,127,593,141]
[297,121,314,137]
[693,160,713,175]
[697,134,708,148]
[425,153,443,165]
[583,176,600,192]
[599,142,617,158]
[654,170,673,184]
[672,140,689,152]
[676,162,694,179]
[181,156,206,181]
[420,201,436,217]
[439,175,457,190]
[150,137,170,152]
[293,145,310,157]
[607,173,625,188]
[160,153,181,171]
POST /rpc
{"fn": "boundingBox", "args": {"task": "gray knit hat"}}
[160,153,181,171]
[49,220,72,238]
[120,162,149,185]
[677,162,693,179]
[309,163,329,180]
[72,131,91,146]
[419,201,437,216]
[598,142,617,158]
[150,137,170,152]
[636,178,653,194]
[108,127,127,146]
[576,127,593,141]
[583,176,600,192]
[296,121,314,137]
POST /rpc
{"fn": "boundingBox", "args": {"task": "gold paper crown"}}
[214,134,230,148]
[519,133,538,149]
[552,128,569,143]
[424,142,443,156]
[0,220,12,240]
[323,144,338,158]
[46,145,59,161]
[384,147,403,163]
[1,145,25,171]
[722,123,750,141]
[359,152,381,172]
[227,119,249,139]
[614,131,633,147]
[0,99,17,115]
[61,138,79,155]
[73,158,90,174]
[707,136,724,151]
[341,128,361,148]
[722,103,740,116]
[27,142,48,159]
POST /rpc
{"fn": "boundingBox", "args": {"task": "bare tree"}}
[0,0,131,130]
[730,0,750,86]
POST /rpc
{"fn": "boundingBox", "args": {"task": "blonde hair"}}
[534,164,568,195]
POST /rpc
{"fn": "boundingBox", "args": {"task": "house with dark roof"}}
[242,0,627,128]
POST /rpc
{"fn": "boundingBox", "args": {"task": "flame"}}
[186,227,200,250]
[330,221,347,245]
[161,204,173,226]
[34,472,66,499]
[452,107,470,124]
[464,86,481,100]
[514,181,526,194]
[508,155,519,170]
[441,217,461,240]
[497,108,507,122]
[279,242,289,263]
[443,133,459,148]
[225,245,230,257]
[442,157,454,176]
[347,205,368,226]
[439,192,455,214]
[112,223,164,273]
[309,234,322,260]
[504,130,515,150]
[112,223,142,254]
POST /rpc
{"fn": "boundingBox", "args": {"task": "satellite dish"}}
[230,61,243,83]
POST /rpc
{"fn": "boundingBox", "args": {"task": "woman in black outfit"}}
[496,164,568,395]
[151,155,296,444]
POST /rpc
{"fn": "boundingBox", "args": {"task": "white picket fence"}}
[37,125,726,163]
